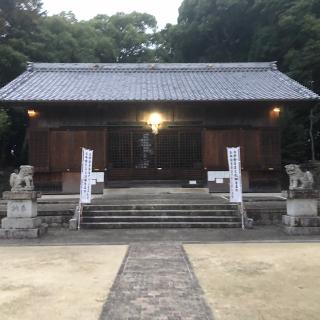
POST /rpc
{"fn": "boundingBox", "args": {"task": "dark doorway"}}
[107,129,203,180]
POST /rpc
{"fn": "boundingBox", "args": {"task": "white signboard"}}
[208,171,229,182]
[91,172,104,185]
[227,147,243,203]
[80,148,93,204]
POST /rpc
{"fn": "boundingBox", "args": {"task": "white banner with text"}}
[80,148,93,204]
[227,147,243,203]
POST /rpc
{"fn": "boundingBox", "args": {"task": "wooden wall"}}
[29,129,106,171]
[203,128,281,170]
[28,102,282,190]
[30,102,278,129]
[29,127,281,173]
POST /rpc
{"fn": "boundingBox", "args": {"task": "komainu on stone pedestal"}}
[283,164,320,235]
[10,165,34,191]
[0,166,47,239]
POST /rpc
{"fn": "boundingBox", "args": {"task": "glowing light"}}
[273,107,281,113]
[147,113,162,134]
[27,109,37,117]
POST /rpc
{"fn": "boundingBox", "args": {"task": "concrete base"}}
[1,217,42,229]
[4,191,39,219]
[283,215,320,227]
[283,190,320,235]
[282,215,320,235]
[69,217,78,230]
[0,224,48,239]
[286,199,318,217]
[2,191,41,200]
[283,226,320,235]
[1,190,47,239]
[7,200,37,218]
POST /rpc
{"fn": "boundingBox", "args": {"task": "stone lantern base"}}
[0,191,47,239]
[283,190,320,235]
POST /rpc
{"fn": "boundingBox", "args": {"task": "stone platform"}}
[0,191,47,239]
[1,192,287,228]
[0,225,48,239]
[282,215,320,235]
[283,190,320,235]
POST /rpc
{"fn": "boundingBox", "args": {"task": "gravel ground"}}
[0,245,127,320]
[185,243,320,320]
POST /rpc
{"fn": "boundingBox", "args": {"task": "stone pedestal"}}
[0,191,47,239]
[283,190,320,235]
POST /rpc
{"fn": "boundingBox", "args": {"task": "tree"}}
[0,45,26,86]
[0,0,44,83]
[0,0,319,165]
[163,0,320,162]
[0,0,44,40]
[0,8,160,166]
[0,1,44,168]
[165,0,255,62]
[89,12,157,62]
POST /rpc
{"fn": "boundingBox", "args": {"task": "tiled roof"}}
[0,62,318,103]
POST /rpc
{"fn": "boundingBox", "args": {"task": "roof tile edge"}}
[30,62,278,72]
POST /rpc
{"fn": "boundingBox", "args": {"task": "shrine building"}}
[0,62,318,192]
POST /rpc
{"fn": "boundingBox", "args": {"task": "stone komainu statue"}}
[9,165,34,191]
[285,164,314,190]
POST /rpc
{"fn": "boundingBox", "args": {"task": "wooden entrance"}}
[107,129,203,180]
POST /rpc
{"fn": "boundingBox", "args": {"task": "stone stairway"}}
[80,192,241,229]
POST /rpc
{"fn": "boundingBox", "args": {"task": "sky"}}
[41,0,183,29]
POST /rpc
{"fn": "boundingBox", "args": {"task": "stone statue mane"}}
[9,165,34,191]
[285,164,313,190]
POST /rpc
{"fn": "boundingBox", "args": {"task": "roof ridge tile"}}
[29,62,277,73]
[0,62,319,103]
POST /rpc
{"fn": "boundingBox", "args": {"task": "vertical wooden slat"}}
[69,130,86,170]
[29,129,49,172]
[204,129,240,169]
[218,129,240,167]
[260,128,281,169]
[204,129,270,170]
[203,129,219,168]
[49,131,72,171]
[86,130,106,170]
[49,129,105,172]
[240,129,260,169]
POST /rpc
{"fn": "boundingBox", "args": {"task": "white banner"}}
[80,148,93,204]
[227,147,243,203]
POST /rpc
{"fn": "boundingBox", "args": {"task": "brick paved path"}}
[99,242,214,320]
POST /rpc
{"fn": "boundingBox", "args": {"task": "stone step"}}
[84,204,237,211]
[81,221,242,229]
[82,215,240,223]
[81,200,241,228]
[96,197,224,202]
[83,209,238,217]
[87,202,231,206]
[99,193,222,198]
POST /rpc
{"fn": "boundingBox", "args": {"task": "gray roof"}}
[0,62,318,103]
